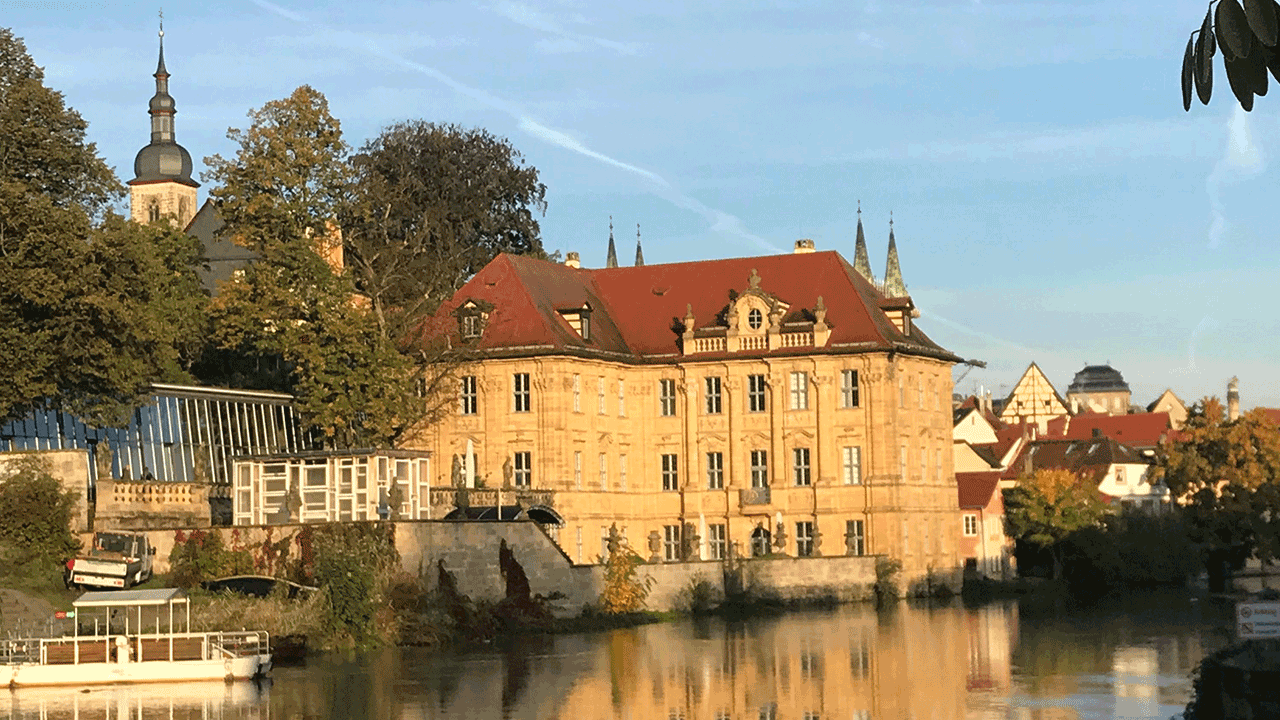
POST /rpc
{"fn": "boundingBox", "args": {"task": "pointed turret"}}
[882,213,907,298]
[131,19,195,187]
[606,217,619,268]
[634,223,645,266]
[852,200,874,283]
[129,16,198,227]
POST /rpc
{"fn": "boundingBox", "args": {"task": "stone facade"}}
[94,477,209,530]
[0,450,91,533]
[411,248,966,591]
[129,180,197,228]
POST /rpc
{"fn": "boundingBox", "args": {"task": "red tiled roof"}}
[1258,408,1280,426]
[1001,436,1147,482]
[1063,412,1171,448]
[427,251,961,362]
[957,471,1002,509]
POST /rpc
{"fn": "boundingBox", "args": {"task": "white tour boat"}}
[0,588,271,688]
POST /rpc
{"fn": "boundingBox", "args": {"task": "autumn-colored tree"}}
[1004,468,1107,580]
[598,527,653,614]
[201,86,425,447]
[1156,397,1280,589]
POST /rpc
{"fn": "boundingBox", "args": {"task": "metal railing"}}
[0,631,269,666]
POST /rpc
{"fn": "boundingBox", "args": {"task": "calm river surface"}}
[5,589,1236,720]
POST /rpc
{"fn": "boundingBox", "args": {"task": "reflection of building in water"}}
[5,680,269,720]
[1113,646,1158,720]
[403,604,1018,720]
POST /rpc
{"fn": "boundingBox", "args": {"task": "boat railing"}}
[1,630,270,665]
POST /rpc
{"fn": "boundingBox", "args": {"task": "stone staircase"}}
[0,588,58,637]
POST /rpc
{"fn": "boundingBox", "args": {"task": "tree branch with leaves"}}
[1182,0,1280,111]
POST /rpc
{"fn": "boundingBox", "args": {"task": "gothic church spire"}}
[606,217,619,268]
[852,200,874,284]
[634,223,645,266]
[882,212,908,298]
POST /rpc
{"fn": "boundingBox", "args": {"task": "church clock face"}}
[748,308,763,330]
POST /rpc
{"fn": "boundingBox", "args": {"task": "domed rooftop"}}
[133,142,194,185]
[128,30,198,188]
[1067,364,1130,394]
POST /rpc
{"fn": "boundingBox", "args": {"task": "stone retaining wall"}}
[107,520,879,615]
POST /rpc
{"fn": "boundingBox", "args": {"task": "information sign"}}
[53,611,76,619]
[1236,601,1280,639]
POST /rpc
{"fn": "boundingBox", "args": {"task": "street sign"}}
[53,611,76,619]
[1236,601,1280,639]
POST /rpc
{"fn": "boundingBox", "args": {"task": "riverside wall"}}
[96,520,879,615]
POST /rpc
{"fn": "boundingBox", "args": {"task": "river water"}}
[4,589,1236,720]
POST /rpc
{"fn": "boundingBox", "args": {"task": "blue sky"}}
[9,0,1280,408]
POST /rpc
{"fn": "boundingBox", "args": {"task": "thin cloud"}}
[1206,106,1265,249]
[248,0,778,253]
[491,1,640,55]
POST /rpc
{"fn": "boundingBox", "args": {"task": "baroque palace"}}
[414,220,964,588]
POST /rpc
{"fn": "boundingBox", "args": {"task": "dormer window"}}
[462,315,483,339]
[559,302,593,341]
[453,298,494,341]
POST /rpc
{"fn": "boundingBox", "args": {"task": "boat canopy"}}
[74,588,188,608]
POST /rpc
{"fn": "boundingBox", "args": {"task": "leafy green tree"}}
[1156,397,1280,589]
[1004,468,1107,580]
[343,121,548,342]
[0,28,206,425]
[202,86,425,447]
[1181,0,1280,111]
[0,455,80,570]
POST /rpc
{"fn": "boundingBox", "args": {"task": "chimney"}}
[794,239,815,254]
[1228,376,1240,421]
[565,252,581,269]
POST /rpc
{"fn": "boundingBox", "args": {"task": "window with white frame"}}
[513,373,531,413]
[709,523,727,560]
[796,521,815,557]
[789,372,809,410]
[705,376,723,414]
[659,379,677,417]
[847,519,865,556]
[917,377,924,408]
[899,446,907,480]
[513,451,531,488]
[572,374,581,413]
[750,450,769,487]
[663,524,681,561]
[841,369,860,408]
[574,451,582,489]
[793,447,811,486]
[748,374,767,412]
[898,377,905,408]
[619,453,628,490]
[935,448,942,480]
[618,380,626,416]
[963,514,978,536]
[597,377,606,414]
[920,446,927,482]
[661,453,679,491]
[599,453,608,490]
[459,375,478,415]
[842,446,862,485]
[707,452,724,490]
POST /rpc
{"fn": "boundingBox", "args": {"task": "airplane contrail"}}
[249,0,783,253]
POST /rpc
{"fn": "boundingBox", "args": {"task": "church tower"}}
[128,20,198,228]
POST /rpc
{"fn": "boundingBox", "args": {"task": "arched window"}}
[147,200,161,224]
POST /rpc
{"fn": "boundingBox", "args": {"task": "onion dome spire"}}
[634,223,645,266]
[606,216,619,268]
[882,212,908,298]
[129,16,196,188]
[852,200,874,283]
